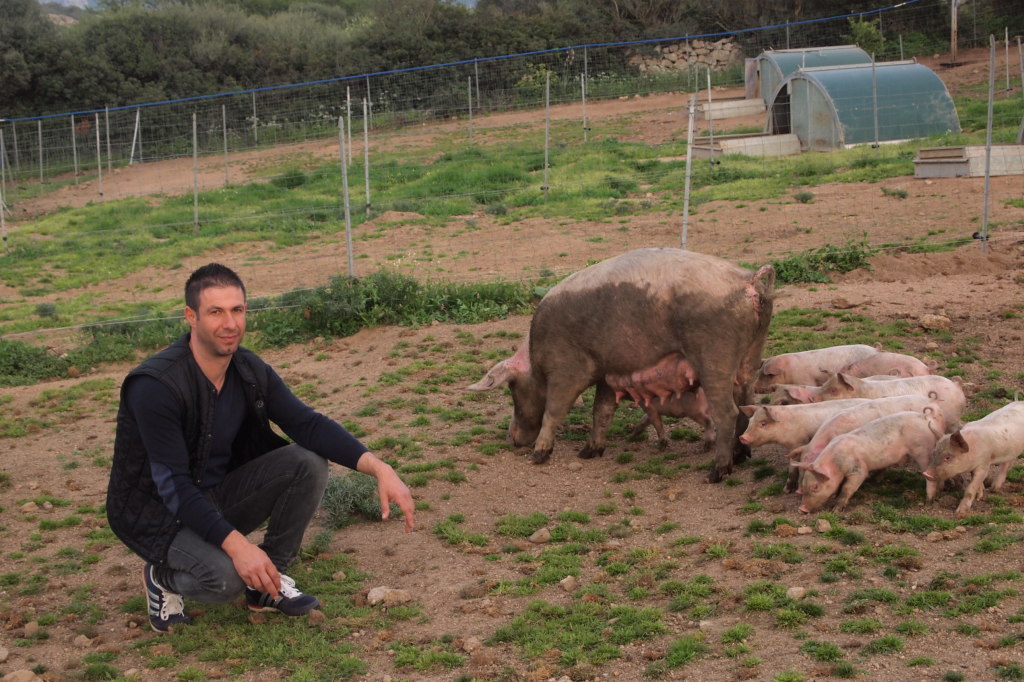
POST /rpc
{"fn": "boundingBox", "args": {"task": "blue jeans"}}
[158,444,329,603]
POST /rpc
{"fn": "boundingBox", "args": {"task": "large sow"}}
[467,248,776,482]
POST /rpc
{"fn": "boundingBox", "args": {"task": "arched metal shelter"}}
[766,61,961,151]
[752,45,872,103]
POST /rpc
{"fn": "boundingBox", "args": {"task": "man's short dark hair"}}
[185,263,246,312]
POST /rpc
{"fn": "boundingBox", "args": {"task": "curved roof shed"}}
[766,61,960,151]
[753,45,872,102]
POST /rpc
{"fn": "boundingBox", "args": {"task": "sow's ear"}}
[739,405,758,417]
[466,360,515,392]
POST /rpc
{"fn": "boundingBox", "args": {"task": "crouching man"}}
[107,263,415,632]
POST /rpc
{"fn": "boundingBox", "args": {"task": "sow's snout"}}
[508,412,541,448]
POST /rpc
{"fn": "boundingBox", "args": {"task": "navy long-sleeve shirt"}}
[125,362,366,548]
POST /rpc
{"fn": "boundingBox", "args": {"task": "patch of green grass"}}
[895,620,929,636]
[863,635,905,655]
[721,623,754,644]
[840,618,883,634]
[391,640,465,671]
[661,574,716,613]
[492,600,665,667]
[800,639,844,662]
[752,542,803,564]
[663,633,708,668]
[432,514,489,547]
[495,512,548,538]
[163,553,369,678]
[903,589,952,612]
[995,663,1024,680]
[773,672,805,682]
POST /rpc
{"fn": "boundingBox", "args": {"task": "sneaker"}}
[245,574,321,616]
[144,563,192,633]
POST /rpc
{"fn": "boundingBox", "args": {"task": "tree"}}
[0,0,70,115]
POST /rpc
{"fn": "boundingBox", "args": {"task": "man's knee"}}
[282,444,328,492]
[206,571,247,603]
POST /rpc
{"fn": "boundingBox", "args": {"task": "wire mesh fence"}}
[0,0,1021,335]
[1,0,995,188]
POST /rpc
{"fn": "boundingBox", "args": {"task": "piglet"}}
[754,344,878,392]
[814,373,966,427]
[792,410,945,513]
[923,401,1024,516]
[628,388,715,450]
[787,396,945,493]
[839,351,936,379]
[739,399,871,450]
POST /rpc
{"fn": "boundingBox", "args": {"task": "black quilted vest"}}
[106,333,288,563]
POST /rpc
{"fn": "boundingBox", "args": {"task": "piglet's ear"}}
[739,405,758,417]
[808,466,830,482]
[950,431,970,453]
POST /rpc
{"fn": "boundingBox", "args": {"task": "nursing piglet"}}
[754,344,878,392]
[793,410,946,513]
[923,401,1024,516]
[839,351,936,378]
[628,388,715,450]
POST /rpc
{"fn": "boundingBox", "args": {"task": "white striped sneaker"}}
[144,563,192,633]
[245,574,321,616]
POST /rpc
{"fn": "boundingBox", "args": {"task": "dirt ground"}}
[1,47,1023,681]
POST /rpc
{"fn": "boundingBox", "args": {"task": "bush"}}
[320,472,397,528]
[772,241,874,284]
[0,340,70,386]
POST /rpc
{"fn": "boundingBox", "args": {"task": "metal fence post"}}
[94,113,103,197]
[37,120,43,184]
[222,104,229,186]
[362,98,370,218]
[70,114,79,184]
[543,71,550,201]
[104,106,112,172]
[980,35,995,253]
[192,112,199,231]
[682,94,696,251]
[338,116,355,277]
[0,127,7,253]
[346,86,353,166]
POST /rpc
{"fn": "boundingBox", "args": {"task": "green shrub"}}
[320,472,398,528]
[771,241,874,284]
[271,168,308,189]
[0,340,70,386]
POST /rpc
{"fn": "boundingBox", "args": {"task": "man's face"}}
[185,285,246,359]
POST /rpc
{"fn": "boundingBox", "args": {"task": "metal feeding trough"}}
[689,133,801,159]
[913,145,1024,178]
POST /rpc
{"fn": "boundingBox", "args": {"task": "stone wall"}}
[628,39,745,74]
